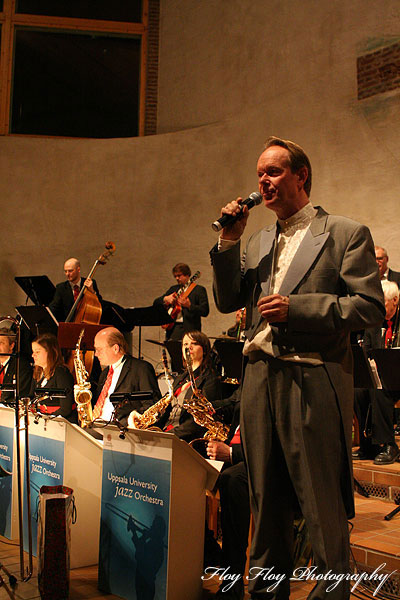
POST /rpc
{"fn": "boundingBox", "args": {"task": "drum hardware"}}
[146,339,166,347]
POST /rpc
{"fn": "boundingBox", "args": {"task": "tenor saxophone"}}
[183,348,229,442]
[74,329,93,428]
[129,349,174,430]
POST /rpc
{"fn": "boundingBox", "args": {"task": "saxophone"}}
[183,348,229,441]
[74,329,93,428]
[128,349,174,430]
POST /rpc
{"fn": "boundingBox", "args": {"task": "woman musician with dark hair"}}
[130,331,223,442]
[30,333,76,423]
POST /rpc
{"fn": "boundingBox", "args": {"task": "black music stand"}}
[350,345,378,499]
[110,391,154,421]
[31,388,68,422]
[123,306,174,359]
[213,338,244,382]
[16,305,58,337]
[145,338,184,374]
[370,348,400,520]
[164,340,184,373]
[15,276,56,306]
[351,344,376,389]
[371,348,400,391]
[100,300,131,332]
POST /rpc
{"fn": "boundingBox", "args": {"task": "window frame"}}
[0,0,150,137]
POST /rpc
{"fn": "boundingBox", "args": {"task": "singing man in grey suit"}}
[211,136,385,600]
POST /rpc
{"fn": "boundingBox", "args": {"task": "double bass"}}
[65,241,115,377]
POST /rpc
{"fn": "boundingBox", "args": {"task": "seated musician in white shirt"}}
[92,327,160,424]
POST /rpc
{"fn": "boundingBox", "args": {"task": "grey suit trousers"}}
[241,353,350,600]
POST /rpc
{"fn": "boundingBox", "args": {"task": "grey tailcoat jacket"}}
[211,206,385,517]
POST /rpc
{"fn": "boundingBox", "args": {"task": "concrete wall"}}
[1,0,400,369]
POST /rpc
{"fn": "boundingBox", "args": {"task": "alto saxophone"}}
[74,329,93,428]
[183,348,229,442]
[129,349,174,430]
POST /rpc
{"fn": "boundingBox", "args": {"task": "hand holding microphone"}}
[212,192,262,238]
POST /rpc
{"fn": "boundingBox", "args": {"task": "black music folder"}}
[15,275,56,306]
[123,305,174,329]
[213,338,244,382]
[351,344,376,389]
[16,305,58,337]
[371,348,400,391]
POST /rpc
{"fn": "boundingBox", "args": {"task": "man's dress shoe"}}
[373,444,400,465]
[352,448,368,460]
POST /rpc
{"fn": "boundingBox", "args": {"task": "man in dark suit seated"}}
[353,279,400,464]
[375,245,400,286]
[49,257,102,322]
[153,262,209,340]
[0,327,32,405]
[206,397,249,600]
[92,327,160,425]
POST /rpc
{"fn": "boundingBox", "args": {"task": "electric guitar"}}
[162,271,201,331]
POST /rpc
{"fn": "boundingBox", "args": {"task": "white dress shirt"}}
[100,355,126,421]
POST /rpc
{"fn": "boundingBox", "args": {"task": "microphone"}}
[211,192,262,232]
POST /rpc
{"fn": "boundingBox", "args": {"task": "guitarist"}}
[153,263,209,340]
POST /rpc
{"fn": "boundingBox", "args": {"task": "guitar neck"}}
[178,280,197,301]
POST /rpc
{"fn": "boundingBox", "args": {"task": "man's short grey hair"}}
[374,245,387,257]
[381,279,399,301]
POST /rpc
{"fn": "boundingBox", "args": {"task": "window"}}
[16,1,142,23]
[0,0,159,137]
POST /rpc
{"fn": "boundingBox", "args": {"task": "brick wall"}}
[357,42,400,100]
[145,0,160,135]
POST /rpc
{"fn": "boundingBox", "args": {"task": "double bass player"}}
[49,257,102,322]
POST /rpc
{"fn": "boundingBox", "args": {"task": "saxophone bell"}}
[183,346,229,451]
[74,329,93,428]
[127,349,174,431]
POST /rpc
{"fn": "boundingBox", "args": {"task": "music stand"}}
[370,348,400,520]
[123,306,174,358]
[213,338,244,382]
[350,344,378,499]
[16,305,59,337]
[164,340,184,373]
[371,348,400,391]
[57,322,109,351]
[32,387,67,401]
[15,276,56,306]
[100,300,131,332]
[351,345,376,389]
[110,391,154,420]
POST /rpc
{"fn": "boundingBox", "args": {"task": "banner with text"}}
[23,425,65,554]
[0,424,14,538]
[99,432,171,600]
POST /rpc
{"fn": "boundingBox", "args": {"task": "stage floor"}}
[1,485,399,599]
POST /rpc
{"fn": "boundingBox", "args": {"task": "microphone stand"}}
[0,317,33,585]
[384,499,400,521]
